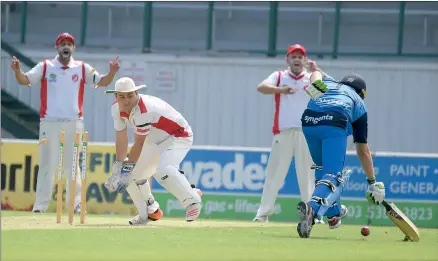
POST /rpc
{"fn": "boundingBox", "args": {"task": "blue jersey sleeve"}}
[352,97,367,122]
[352,113,368,143]
[351,98,368,143]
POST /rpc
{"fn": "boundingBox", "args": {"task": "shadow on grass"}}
[266,233,367,242]
[77,223,134,228]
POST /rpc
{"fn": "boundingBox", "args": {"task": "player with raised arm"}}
[254,44,325,224]
[11,32,119,213]
[104,77,202,225]
[297,72,386,238]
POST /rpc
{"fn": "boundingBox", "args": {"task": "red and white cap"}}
[56,32,75,46]
[286,44,307,56]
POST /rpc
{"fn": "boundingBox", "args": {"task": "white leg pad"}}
[136,179,160,214]
[135,179,154,201]
[126,182,147,219]
[154,165,201,209]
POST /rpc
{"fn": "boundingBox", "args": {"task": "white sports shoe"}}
[73,204,86,215]
[314,217,325,224]
[253,216,269,222]
[129,215,149,226]
[185,203,201,222]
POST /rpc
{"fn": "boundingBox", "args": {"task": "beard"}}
[58,46,73,60]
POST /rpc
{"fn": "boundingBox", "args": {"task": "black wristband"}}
[367,177,376,185]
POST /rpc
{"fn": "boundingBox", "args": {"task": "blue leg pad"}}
[310,170,351,219]
[324,201,342,218]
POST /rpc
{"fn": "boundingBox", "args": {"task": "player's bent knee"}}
[135,179,148,186]
[154,165,176,181]
[311,170,352,205]
[154,166,201,207]
[315,173,342,191]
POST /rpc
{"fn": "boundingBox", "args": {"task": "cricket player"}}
[296,72,386,238]
[11,32,120,213]
[104,77,202,225]
[254,44,323,223]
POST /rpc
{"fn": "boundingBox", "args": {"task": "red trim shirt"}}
[111,94,193,144]
[25,57,102,120]
[263,70,311,134]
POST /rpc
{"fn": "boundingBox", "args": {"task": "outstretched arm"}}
[14,70,31,85]
[310,71,323,84]
[352,112,385,205]
[352,112,375,181]
[355,143,375,181]
[304,70,327,100]
[126,134,147,163]
[115,129,129,161]
[98,56,120,87]
[11,56,43,86]
[308,59,333,79]
[85,56,120,87]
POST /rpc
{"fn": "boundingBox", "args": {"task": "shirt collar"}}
[54,56,75,69]
[287,67,307,80]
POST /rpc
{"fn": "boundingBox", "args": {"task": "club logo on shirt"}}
[48,74,57,83]
[72,74,79,83]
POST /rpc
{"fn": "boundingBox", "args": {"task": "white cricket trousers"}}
[132,136,193,180]
[32,119,83,212]
[130,136,201,210]
[256,128,315,217]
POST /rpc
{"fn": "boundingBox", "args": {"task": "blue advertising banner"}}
[152,147,438,201]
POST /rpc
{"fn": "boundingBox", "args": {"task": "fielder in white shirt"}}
[11,32,119,213]
[254,44,324,223]
[104,77,202,225]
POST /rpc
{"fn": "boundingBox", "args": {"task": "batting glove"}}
[365,181,385,205]
[304,80,328,100]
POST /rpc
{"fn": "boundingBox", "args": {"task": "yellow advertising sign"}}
[1,140,139,215]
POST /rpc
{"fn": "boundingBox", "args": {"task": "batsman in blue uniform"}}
[297,71,386,238]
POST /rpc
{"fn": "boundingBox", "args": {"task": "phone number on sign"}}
[346,205,433,221]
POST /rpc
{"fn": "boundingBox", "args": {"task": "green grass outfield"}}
[2,211,437,261]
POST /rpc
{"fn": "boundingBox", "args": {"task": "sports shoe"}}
[129,215,149,225]
[314,217,325,224]
[253,216,269,222]
[146,199,163,221]
[340,204,348,218]
[185,203,201,222]
[73,204,84,214]
[148,208,163,221]
[297,201,315,238]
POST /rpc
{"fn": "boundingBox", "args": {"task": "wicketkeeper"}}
[104,77,202,225]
